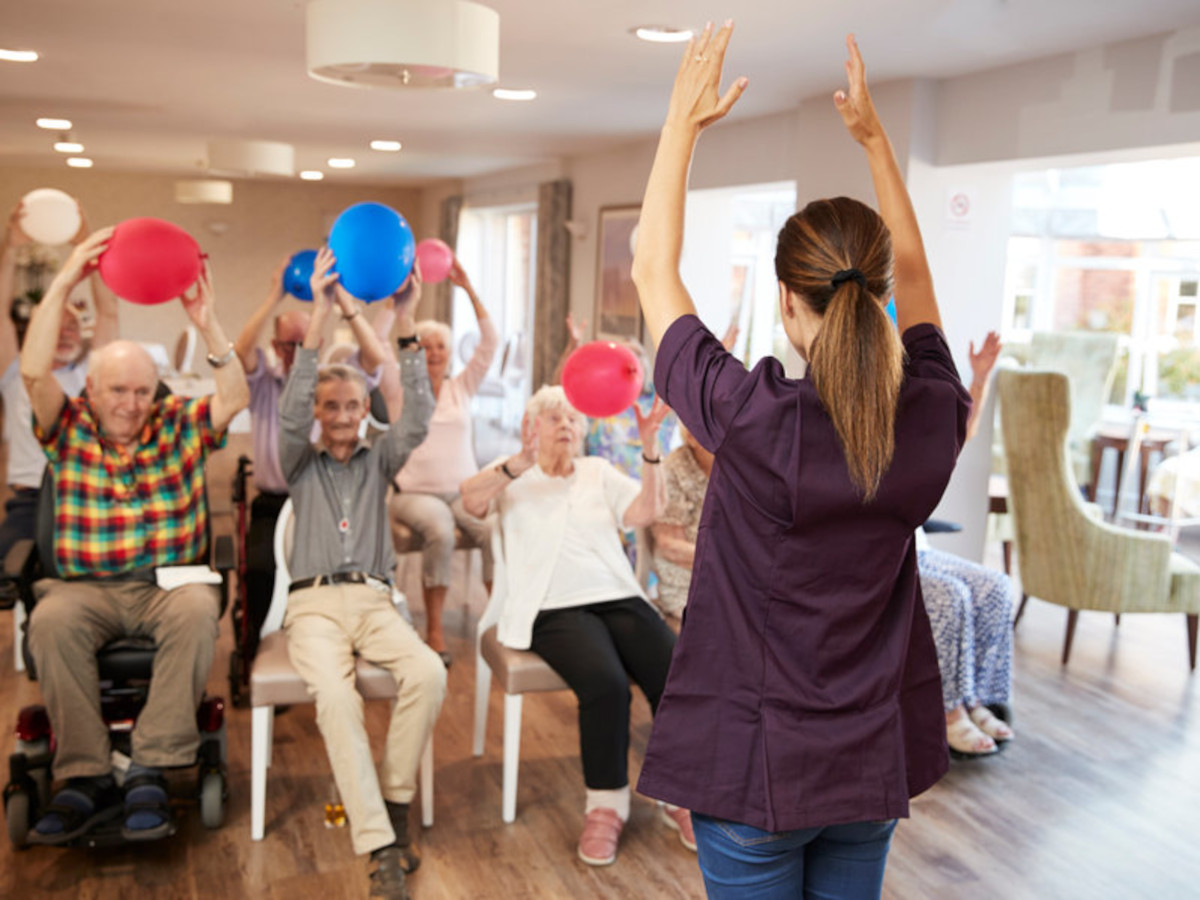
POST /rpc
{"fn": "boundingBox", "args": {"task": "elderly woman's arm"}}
[621,397,670,528]
[652,522,695,568]
[461,414,539,518]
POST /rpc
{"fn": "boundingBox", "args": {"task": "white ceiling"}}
[2,0,1199,186]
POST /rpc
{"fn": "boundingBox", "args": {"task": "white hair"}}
[415,319,452,348]
[525,384,584,423]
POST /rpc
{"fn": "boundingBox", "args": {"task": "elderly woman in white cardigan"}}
[461,385,693,867]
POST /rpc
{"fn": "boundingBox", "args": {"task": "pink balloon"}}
[561,342,643,418]
[415,238,454,284]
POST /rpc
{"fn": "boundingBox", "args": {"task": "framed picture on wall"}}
[594,204,643,342]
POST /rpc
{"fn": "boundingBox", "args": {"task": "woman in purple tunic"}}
[631,28,970,898]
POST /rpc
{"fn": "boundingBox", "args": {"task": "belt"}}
[289,571,387,593]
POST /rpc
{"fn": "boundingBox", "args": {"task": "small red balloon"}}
[98,218,203,305]
[561,341,643,418]
[415,238,454,284]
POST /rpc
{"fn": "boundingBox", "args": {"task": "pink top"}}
[395,317,498,494]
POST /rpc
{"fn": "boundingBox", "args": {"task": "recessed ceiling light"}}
[327,158,355,169]
[37,117,72,130]
[369,140,402,152]
[632,25,694,43]
[492,88,537,101]
[0,49,39,63]
[66,157,93,168]
[54,141,84,153]
[299,170,325,181]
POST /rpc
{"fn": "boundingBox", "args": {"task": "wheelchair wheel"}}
[6,789,31,848]
[199,770,225,829]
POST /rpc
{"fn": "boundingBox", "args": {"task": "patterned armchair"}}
[997,368,1200,669]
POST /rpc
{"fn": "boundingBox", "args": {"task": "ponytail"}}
[775,197,903,501]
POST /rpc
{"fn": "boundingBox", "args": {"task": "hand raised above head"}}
[566,313,589,345]
[833,34,883,146]
[58,226,114,288]
[665,20,748,134]
[969,331,1003,380]
[5,201,32,250]
[391,260,424,315]
[179,262,216,329]
[634,395,671,441]
[310,246,340,310]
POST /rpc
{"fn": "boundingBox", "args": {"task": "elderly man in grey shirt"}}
[278,248,444,900]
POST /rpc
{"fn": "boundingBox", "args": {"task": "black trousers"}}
[242,490,289,658]
[529,596,677,790]
[0,487,40,564]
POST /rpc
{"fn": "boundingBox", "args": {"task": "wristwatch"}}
[206,343,237,369]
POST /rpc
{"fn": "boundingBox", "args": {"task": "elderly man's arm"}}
[380,346,434,479]
[278,313,324,481]
[22,229,114,432]
[180,266,249,432]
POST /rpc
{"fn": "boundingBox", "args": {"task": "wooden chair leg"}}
[1187,614,1197,672]
[1114,613,1121,626]
[1062,609,1079,665]
[1013,594,1030,628]
[1002,541,1013,576]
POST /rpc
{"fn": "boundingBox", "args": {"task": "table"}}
[1088,424,1182,519]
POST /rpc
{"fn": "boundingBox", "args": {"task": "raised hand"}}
[447,257,471,290]
[566,313,588,345]
[969,331,1002,382]
[309,246,340,312]
[5,202,32,250]
[268,255,288,304]
[634,395,671,452]
[517,412,540,467]
[180,263,216,331]
[666,21,748,134]
[55,227,114,290]
[833,34,883,146]
[391,260,424,317]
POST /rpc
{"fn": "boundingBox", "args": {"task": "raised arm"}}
[21,229,113,432]
[179,265,249,433]
[461,414,539,519]
[448,257,498,394]
[835,35,940,333]
[70,203,119,351]
[621,397,670,528]
[234,257,288,373]
[631,21,748,347]
[0,202,29,374]
[964,331,1001,442]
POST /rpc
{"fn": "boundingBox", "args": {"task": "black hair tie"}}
[831,268,867,290]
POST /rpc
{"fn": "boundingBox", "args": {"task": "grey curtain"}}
[433,194,464,325]
[532,179,572,389]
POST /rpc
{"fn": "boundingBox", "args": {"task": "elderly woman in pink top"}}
[378,258,498,661]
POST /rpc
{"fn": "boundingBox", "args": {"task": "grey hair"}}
[415,319,452,348]
[316,363,367,399]
[525,384,584,423]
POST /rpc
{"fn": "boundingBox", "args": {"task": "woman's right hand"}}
[833,35,883,147]
[665,21,747,135]
[516,412,540,469]
[310,246,339,312]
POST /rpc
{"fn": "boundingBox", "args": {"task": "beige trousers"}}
[28,578,220,779]
[285,582,446,856]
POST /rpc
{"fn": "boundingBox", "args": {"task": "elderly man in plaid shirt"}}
[20,228,249,845]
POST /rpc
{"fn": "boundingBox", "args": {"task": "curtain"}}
[532,179,572,389]
[433,194,464,326]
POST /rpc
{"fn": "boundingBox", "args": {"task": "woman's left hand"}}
[634,396,671,454]
[665,21,748,134]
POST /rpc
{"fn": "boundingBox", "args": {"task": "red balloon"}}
[98,218,204,305]
[415,238,454,284]
[561,341,643,418]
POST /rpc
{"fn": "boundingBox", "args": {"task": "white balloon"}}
[20,188,82,245]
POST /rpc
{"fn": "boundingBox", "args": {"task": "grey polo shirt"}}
[279,346,434,583]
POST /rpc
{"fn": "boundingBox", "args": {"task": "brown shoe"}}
[577,807,624,866]
[369,846,410,899]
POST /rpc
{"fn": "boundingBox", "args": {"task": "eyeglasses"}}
[273,340,301,350]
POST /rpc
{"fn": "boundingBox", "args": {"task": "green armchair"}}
[997,368,1200,669]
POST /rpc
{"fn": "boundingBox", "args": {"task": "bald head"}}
[86,341,159,447]
[273,310,312,373]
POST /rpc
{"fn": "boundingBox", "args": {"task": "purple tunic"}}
[637,316,970,832]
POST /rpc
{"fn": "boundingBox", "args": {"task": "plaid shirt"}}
[36,394,226,578]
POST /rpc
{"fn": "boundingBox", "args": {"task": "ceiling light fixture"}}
[54,141,84,153]
[37,117,72,130]
[307,0,499,89]
[492,88,537,101]
[327,158,356,169]
[0,49,39,63]
[370,140,403,152]
[66,157,93,168]
[632,25,694,43]
[300,170,325,181]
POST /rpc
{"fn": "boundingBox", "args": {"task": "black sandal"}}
[120,771,177,842]
[29,778,122,845]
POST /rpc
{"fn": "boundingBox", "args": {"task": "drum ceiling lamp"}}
[306,0,499,89]
[206,140,296,178]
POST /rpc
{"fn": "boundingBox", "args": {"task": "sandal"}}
[969,705,1014,743]
[29,777,122,845]
[947,713,998,759]
[121,770,177,842]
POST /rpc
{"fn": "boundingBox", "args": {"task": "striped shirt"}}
[35,394,226,578]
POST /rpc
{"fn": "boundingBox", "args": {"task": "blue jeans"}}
[693,813,898,900]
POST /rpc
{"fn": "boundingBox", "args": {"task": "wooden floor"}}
[2,507,1199,898]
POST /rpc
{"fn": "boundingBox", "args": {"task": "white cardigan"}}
[478,456,648,649]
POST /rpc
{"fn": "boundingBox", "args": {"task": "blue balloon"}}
[283,249,318,301]
[327,202,415,302]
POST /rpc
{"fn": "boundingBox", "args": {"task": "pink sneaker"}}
[658,803,697,851]
[577,807,624,866]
